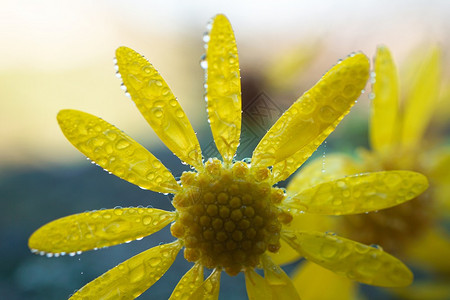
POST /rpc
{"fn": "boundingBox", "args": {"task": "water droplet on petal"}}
[203,32,210,43]
[200,54,208,69]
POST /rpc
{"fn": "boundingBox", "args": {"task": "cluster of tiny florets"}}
[170,158,289,275]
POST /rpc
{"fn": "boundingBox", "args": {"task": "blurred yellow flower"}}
[283,45,450,299]
[28,16,428,299]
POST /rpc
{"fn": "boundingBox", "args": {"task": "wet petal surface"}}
[188,268,221,300]
[116,46,203,169]
[169,263,204,300]
[69,241,182,299]
[283,170,428,215]
[58,110,179,193]
[252,53,370,182]
[262,254,301,300]
[282,230,413,287]
[205,14,241,163]
[29,208,175,254]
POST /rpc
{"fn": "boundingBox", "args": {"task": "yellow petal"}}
[401,46,441,147]
[281,230,413,287]
[269,239,301,266]
[115,46,203,169]
[270,213,336,265]
[205,14,241,163]
[291,261,358,300]
[370,45,400,152]
[287,153,360,195]
[29,208,175,254]
[261,254,301,300]
[283,170,428,215]
[188,268,221,300]
[69,240,182,299]
[169,263,204,300]
[244,268,272,300]
[57,109,179,193]
[252,53,370,182]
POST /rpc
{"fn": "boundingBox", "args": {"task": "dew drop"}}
[176,109,185,118]
[116,139,130,150]
[142,216,153,225]
[203,32,210,43]
[370,244,383,251]
[200,54,208,69]
[149,257,162,267]
[321,243,338,258]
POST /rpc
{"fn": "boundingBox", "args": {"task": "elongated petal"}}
[29,208,175,254]
[188,268,221,300]
[291,261,357,300]
[283,170,428,215]
[170,263,204,300]
[270,213,335,265]
[269,239,301,266]
[115,47,203,169]
[70,241,182,299]
[281,230,413,287]
[58,109,179,193]
[252,53,370,182]
[370,45,400,151]
[401,46,441,147]
[205,14,241,163]
[245,268,272,300]
[261,254,301,300]
[287,154,359,195]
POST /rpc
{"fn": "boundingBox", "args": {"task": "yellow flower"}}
[284,45,450,299]
[28,16,428,299]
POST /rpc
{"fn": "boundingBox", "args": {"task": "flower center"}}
[170,158,286,276]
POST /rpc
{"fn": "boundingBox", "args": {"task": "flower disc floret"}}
[171,158,286,275]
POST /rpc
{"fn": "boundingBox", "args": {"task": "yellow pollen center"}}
[170,158,286,276]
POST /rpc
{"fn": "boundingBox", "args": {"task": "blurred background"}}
[1,0,449,299]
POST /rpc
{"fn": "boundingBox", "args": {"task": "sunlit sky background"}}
[1,0,449,168]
